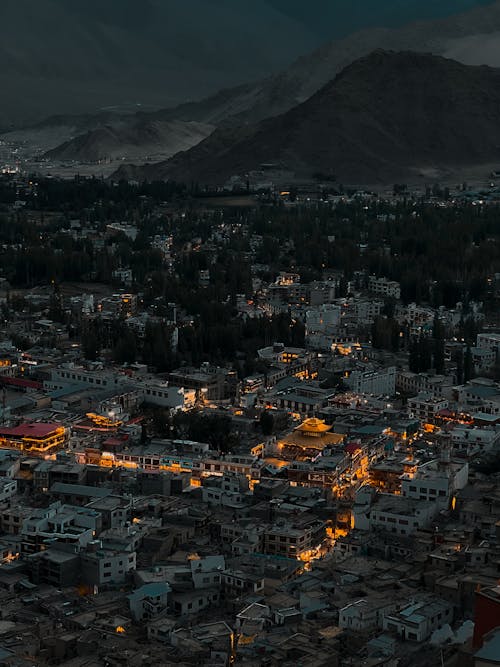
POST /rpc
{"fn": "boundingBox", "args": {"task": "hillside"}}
[161,0,500,127]
[43,120,214,163]
[113,51,500,186]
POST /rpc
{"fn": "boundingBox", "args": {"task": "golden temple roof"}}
[294,418,332,435]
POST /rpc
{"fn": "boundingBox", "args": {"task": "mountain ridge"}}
[112,51,500,186]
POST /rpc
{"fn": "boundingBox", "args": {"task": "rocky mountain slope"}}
[113,51,500,186]
[34,0,500,166]
[43,119,214,164]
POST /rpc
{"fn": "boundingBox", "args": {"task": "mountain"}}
[43,119,214,164]
[0,0,317,128]
[159,0,500,128]
[113,51,500,186]
[6,1,500,169]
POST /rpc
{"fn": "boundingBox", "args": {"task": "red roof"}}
[0,376,43,390]
[437,409,454,417]
[345,442,362,455]
[0,422,63,439]
[103,437,128,447]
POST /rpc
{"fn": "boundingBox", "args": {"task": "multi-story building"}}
[80,541,136,587]
[0,422,69,455]
[368,276,401,300]
[128,583,171,621]
[339,598,396,632]
[383,597,453,642]
[21,502,101,554]
[140,382,196,410]
[407,394,449,424]
[401,459,468,508]
[262,518,325,560]
[344,366,396,396]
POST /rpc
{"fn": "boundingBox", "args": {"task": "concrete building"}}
[407,394,449,424]
[401,459,468,509]
[345,366,396,396]
[383,597,453,642]
[128,582,171,621]
[368,276,401,300]
[80,542,136,587]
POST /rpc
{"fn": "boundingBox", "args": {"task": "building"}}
[401,459,468,509]
[262,518,325,560]
[0,422,69,454]
[368,276,401,300]
[128,582,171,621]
[407,394,449,424]
[21,502,100,554]
[474,628,500,666]
[140,382,196,411]
[28,547,80,587]
[80,541,136,587]
[339,598,395,632]
[277,418,345,461]
[473,586,500,648]
[344,366,396,396]
[354,490,438,535]
[382,597,453,642]
[201,474,250,509]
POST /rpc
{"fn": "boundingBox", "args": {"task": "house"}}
[128,582,171,621]
[339,598,395,632]
[80,541,136,587]
[382,597,453,642]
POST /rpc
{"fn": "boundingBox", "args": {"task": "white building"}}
[396,372,454,399]
[305,305,342,350]
[449,427,500,455]
[354,491,439,536]
[401,459,468,508]
[140,382,196,411]
[368,276,401,300]
[476,332,500,355]
[339,598,395,632]
[0,479,17,503]
[383,597,453,642]
[407,394,449,423]
[128,582,171,621]
[345,366,396,396]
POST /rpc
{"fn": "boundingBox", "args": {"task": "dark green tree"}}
[464,345,474,382]
[260,410,275,436]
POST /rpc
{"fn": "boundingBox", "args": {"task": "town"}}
[0,172,498,666]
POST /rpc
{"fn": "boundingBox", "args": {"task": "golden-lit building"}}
[278,418,344,461]
[0,422,69,454]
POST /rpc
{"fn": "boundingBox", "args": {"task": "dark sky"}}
[268,0,494,37]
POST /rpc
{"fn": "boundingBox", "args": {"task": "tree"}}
[260,410,275,436]
[82,330,99,361]
[433,338,445,375]
[432,314,445,375]
[113,327,137,364]
[455,348,464,385]
[464,345,474,383]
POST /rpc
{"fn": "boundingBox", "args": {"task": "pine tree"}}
[464,346,474,383]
